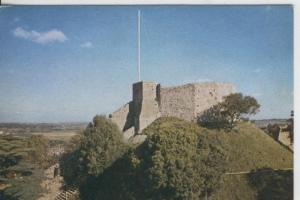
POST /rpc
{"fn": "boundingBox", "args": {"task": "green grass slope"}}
[206,123,293,200]
[0,135,46,200]
[142,117,293,200]
[210,122,293,171]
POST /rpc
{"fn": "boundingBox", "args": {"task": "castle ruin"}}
[110,81,235,140]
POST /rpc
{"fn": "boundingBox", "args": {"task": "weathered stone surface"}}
[194,82,235,119]
[129,134,147,144]
[110,81,235,140]
[160,84,195,121]
[132,81,161,134]
[110,102,132,132]
[123,127,134,141]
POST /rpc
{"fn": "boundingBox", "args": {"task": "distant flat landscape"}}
[253,119,289,128]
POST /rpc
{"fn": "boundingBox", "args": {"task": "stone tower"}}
[132,81,161,134]
[110,81,235,140]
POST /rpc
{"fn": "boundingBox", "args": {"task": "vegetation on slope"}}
[60,115,127,186]
[198,93,260,129]
[0,135,51,200]
[62,116,227,200]
[204,122,293,200]
[61,116,293,200]
[144,118,293,200]
[208,122,292,171]
[135,117,227,199]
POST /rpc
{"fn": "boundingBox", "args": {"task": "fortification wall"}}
[110,81,235,140]
[110,101,133,132]
[160,84,195,121]
[133,81,161,133]
[194,82,235,118]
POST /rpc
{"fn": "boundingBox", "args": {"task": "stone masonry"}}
[109,81,235,140]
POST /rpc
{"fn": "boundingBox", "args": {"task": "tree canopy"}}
[79,117,227,200]
[60,115,127,186]
[80,115,127,176]
[198,93,260,129]
[136,117,227,200]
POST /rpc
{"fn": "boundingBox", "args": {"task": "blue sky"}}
[0,5,293,122]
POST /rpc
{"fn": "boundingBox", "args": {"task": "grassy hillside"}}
[206,122,293,200]
[143,117,293,200]
[0,135,47,200]
[208,122,293,171]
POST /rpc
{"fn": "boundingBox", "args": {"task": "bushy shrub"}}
[197,104,229,129]
[198,93,260,129]
[26,135,50,168]
[80,115,127,176]
[60,115,127,186]
[135,117,227,200]
[64,117,227,200]
[247,168,293,200]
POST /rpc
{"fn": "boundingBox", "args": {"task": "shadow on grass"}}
[0,190,21,200]
[0,155,23,170]
[78,148,144,200]
[247,168,293,200]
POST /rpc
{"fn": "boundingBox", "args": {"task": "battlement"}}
[110,81,235,138]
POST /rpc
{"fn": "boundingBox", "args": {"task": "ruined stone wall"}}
[110,102,133,132]
[194,82,235,118]
[160,84,196,121]
[133,81,161,134]
[110,81,235,139]
[160,82,235,121]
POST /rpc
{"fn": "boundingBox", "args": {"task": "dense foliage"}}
[61,116,293,200]
[81,115,127,176]
[76,117,227,200]
[26,135,51,168]
[138,117,227,199]
[198,93,260,129]
[0,135,49,200]
[60,115,127,185]
[248,168,293,200]
[202,123,293,200]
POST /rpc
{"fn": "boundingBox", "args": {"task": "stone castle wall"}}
[132,82,161,133]
[160,84,195,121]
[109,102,133,132]
[193,83,236,118]
[110,81,235,138]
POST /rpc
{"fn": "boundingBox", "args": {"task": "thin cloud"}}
[13,17,20,22]
[253,68,261,73]
[80,41,93,48]
[13,27,67,44]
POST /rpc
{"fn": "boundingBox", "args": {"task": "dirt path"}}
[225,168,293,175]
[38,164,64,200]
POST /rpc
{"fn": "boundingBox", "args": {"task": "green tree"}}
[135,117,227,200]
[26,135,50,168]
[60,131,85,185]
[197,104,229,129]
[78,117,227,200]
[80,115,127,176]
[198,93,260,129]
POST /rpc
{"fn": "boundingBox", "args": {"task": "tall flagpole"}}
[138,10,141,82]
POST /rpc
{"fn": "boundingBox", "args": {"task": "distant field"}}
[30,131,78,141]
[253,119,289,128]
[0,122,87,142]
[0,122,87,134]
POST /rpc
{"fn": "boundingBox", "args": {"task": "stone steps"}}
[54,184,79,200]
